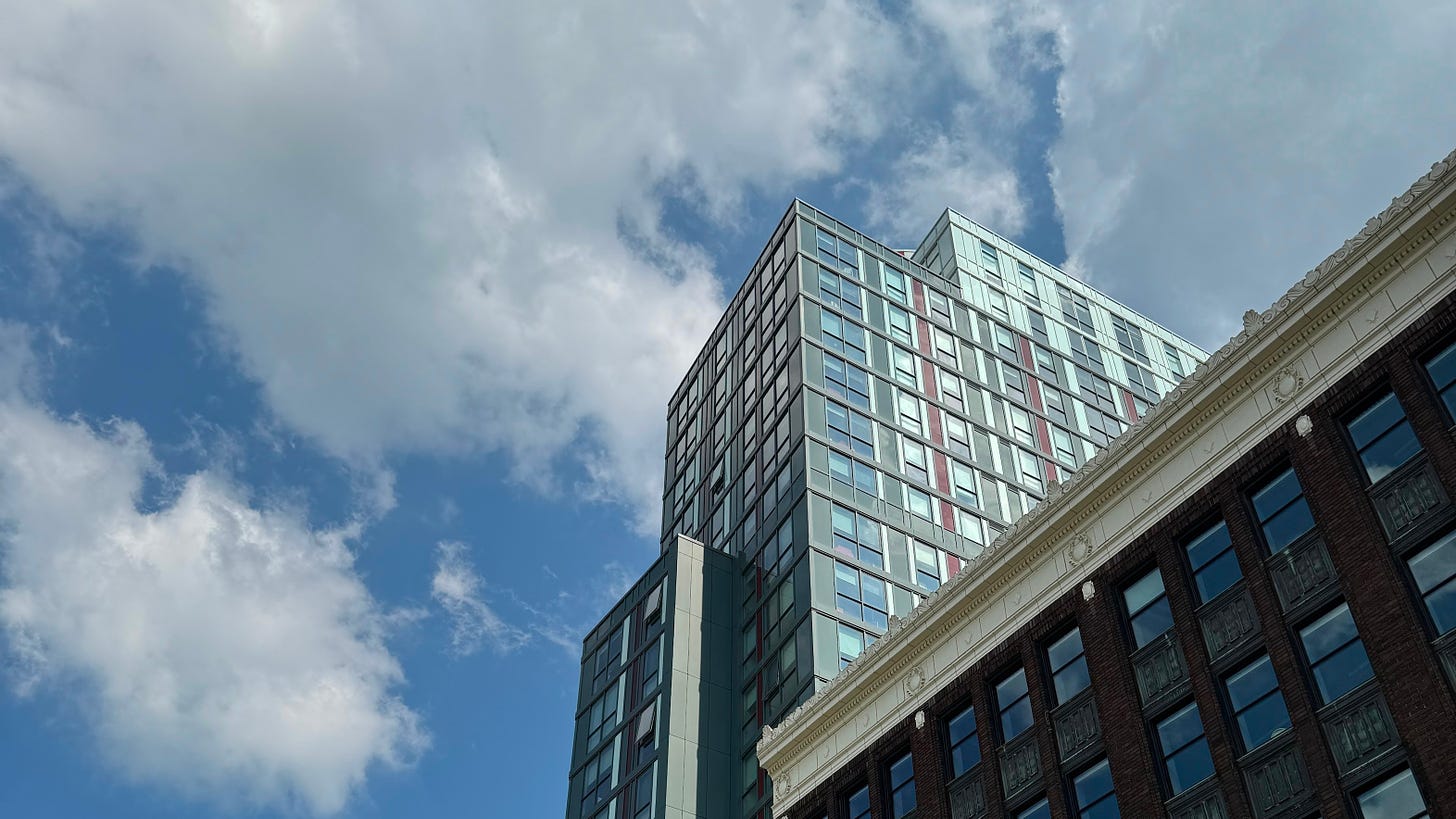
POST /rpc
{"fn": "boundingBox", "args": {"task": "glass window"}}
[1355,767,1429,819]
[1047,627,1091,705]
[913,541,941,592]
[906,486,934,521]
[847,784,871,819]
[1347,391,1423,484]
[980,241,1000,272]
[828,450,878,497]
[946,416,972,459]
[887,303,914,345]
[1426,339,1456,420]
[822,312,868,365]
[640,638,662,698]
[1017,799,1051,819]
[884,267,910,305]
[1224,655,1290,753]
[1156,702,1214,796]
[1300,602,1374,704]
[902,438,930,485]
[898,392,924,436]
[888,752,917,818]
[831,504,884,568]
[826,400,875,459]
[893,347,920,388]
[585,678,621,749]
[1072,757,1120,819]
[1250,467,1315,553]
[1408,527,1456,634]
[1059,286,1096,334]
[819,265,864,321]
[995,668,1033,741]
[1163,342,1185,378]
[837,622,868,668]
[834,561,889,630]
[1111,315,1150,365]
[1122,568,1173,648]
[947,704,980,777]
[824,353,872,411]
[929,289,954,326]
[950,460,978,507]
[1017,262,1039,303]
[631,764,655,819]
[1029,311,1050,345]
[1069,333,1105,375]
[1184,521,1241,604]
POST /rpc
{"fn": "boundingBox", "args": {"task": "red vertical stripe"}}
[916,318,933,356]
[911,278,927,316]
[1034,417,1052,456]
[927,405,944,446]
[939,500,957,533]
[932,450,950,494]
[1043,458,1059,484]
[1018,335,1035,369]
[946,554,962,580]
[1027,377,1045,413]
[1122,389,1139,422]
[921,358,939,400]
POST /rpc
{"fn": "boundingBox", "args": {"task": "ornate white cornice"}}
[758,148,1456,816]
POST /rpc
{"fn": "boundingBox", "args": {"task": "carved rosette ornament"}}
[1081,580,1096,601]
[1066,533,1093,568]
[903,665,926,697]
[1295,415,1314,438]
[1269,365,1305,405]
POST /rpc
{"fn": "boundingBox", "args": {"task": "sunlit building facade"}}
[756,152,1456,819]
[566,200,1205,819]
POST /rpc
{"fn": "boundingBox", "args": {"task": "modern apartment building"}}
[565,199,1205,819]
[757,151,1456,819]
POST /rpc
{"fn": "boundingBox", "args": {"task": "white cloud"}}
[0,0,911,532]
[431,541,528,656]
[1045,1,1456,348]
[862,109,1028,242]
[0,350,426,815]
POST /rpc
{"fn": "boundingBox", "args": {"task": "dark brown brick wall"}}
[782,290,1456,819]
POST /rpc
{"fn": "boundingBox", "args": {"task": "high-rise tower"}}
[565,201,1206,819]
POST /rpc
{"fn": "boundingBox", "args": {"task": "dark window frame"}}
[1120,564,1174,650]
[1341,385,1424,486]
[1420,333,1456,426]
[1179,515,1242,606]
[994,665,1034,743]
[1245,462,1317,555]
[944,700,982,780]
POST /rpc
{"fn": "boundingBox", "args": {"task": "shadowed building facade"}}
[757,151,1456,819]
[565,198,1204,819]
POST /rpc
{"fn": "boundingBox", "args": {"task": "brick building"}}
[757,150,1456,819]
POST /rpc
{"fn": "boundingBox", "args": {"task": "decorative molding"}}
[1268,364,1305,405]
[1295,415,1313,438]
[1065,532,1094,568]
[1268,536,1339,616]
[1081,580,1096,601]
[1052,689,1101,765]
[1198,584,1261,666]
[903,665,926,697]
[758,148,1456,813]
[1241,734,1314,819]
[914,710,925,730]
[1370,455,1450,542]
[1321,684,1400,777]
[1132,632,1190,712]
[998,733,1041,807]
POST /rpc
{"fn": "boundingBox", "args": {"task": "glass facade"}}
[568,200,1205,819]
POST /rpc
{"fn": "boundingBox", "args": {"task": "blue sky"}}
[0,2,1454,818]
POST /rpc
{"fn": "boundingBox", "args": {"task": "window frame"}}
[1343,387,1424,486]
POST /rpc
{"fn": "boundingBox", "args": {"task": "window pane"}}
[1427,340,1456,419]
[1348,393,1408,448]
[1356,767,1428,819]
[1157,703,1213,795]
[1186,521,1240,603]
[848,785,871,819]
[1073,758,1120,819]
[1359,421,1422,483]
[1262,498,1315,553]
[997,669,1032,740]
[1300,604,1374,704]
[1130,598,1173,648]
[1017,799,1051,819]
[1409,529,1456,634]
[948,705,980,776]
[1226,655,1290,751]
[1251,467,1302,521]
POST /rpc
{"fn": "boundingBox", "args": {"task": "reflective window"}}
[884,267,910,305]
[888,752,917,818]
[1300,602,1374,705]
[1250,467,1315,553]
[834,562,889,630]
[847,784,871,819]
[823,353,872,414]
[831,504,884,568]
[1072,758,1120,819]
[826,400,875,459]
[1184,521,1241,604]
[1017,798,1051,819]
[1425,338,1456,420]
[1123,568,1173,648]
[837,623,874,669]
[1156,702,1214,796]
[828,450,879,497]
[1347,391,1422,483]
[1163,342,1185,378]
[996,668,1033,741]
[822,312,867,365]
[947,704,980,777]
[1047,627,1091,705]
[1408,527,1456,634]
[1224,655,1290,752]
[912,541,941,592]
[1356,767,1429,819]
[640,638,662,699]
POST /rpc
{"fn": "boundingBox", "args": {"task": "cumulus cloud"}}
[1046,1,1456,347]
[862,109,1028,242]
[431,541,528,656]
[0,343,426,815]
[0,0,910,532]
